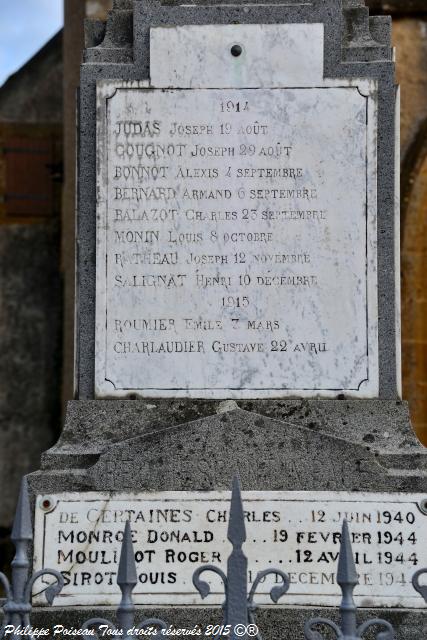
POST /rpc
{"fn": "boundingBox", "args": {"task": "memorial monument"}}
[27,0,427,637]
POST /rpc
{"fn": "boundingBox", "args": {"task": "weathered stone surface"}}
[84,411,427,493]
[39,398,422,464]
[32,400,427,497]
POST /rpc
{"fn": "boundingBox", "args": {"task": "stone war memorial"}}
[18,0,427,638]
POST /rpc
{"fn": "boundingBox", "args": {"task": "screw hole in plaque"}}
[419,498,427,515]
[40,496,55,512]
[230,44,243,57]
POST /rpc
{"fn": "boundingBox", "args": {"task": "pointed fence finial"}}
[11,477,33,542]
[116,521,138,634]
[337,520,358,589]
[194,473,290,638]
[304,520,395,640]
[4,476,64,632]
[117,520,137,588]
[337,520,358,637]
[82,519,168,638]
[228,474,246,546]
[226,474,249,635]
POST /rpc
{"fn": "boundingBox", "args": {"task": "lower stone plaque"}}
[33,491,427,608]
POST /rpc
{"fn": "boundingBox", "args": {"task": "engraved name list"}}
[33,491,427,608]
[95,85,378,397]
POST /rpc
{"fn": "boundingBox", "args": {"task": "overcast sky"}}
[0,0,63,86]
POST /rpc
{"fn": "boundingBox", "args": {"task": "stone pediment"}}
[85,408,427,493]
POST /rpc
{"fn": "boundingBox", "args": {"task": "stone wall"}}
[0,32,62,123]
[0,224,61,524]
[392,17,427,445]
[0,36,63,571]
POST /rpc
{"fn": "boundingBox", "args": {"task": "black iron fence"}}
[1,476,426,640]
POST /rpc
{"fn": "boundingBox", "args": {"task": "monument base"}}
[26,605,427,640]
[31,399,426,494]
[24,399,427,636]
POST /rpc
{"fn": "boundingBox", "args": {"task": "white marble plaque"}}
[150,24,325,88]
[95,80,378,398]
[33,491,427,608]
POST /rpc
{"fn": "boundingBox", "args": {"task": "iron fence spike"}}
[11,477,33,542]
[305,521,394,640]
[9,477,33,635]
[117,521,137,587]
[194,474,291,634]
[337,519,358,588]
[227,474,246,546]
[226,475,248,635]
[337,520,359,637]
